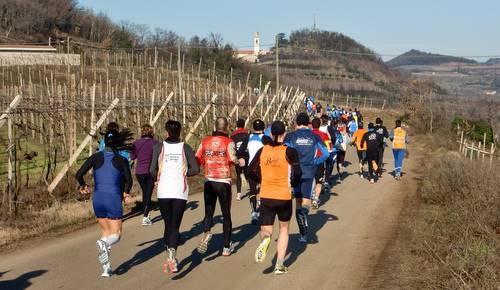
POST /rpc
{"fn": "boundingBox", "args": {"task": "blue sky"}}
[78,0,500,61]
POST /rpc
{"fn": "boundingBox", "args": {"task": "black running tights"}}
[158,198,187,251]
[203,181,232,247]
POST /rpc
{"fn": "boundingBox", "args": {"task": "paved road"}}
[0,146,415,290]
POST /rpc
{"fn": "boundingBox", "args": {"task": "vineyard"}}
[0,48,305,218]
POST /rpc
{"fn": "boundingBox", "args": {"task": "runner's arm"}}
[75,153,97,186]
[236,136,249,159]
[246,148,263,183]
[262,135,273,145]
[149,143,162,181]
[227,141,239,164]
[116,156,133,193]
[361,133,367,149]
[314,142,330,165]
[184,144,200,177]
[286,147,302,187]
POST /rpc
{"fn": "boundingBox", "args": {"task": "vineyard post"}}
[185,94,218,143]
[89,84,95,156]
[48,98,120,194]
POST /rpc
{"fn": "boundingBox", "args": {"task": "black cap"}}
[296,112,310,126]
[375,117,382,125]
[271,121,286,136]
[252,119,265,131]
[368,122,374,129]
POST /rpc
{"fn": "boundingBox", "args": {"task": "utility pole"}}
[275,34,279,97]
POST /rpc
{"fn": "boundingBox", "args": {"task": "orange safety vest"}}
[259,145,292,201]
[392,127,407,149]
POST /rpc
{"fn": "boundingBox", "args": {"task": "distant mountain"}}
[387,49,477,67]
[485,58,500,65]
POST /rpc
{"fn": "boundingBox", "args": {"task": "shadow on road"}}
[0,270,47,290]
[173,218,259,280]
[262,209,338,274]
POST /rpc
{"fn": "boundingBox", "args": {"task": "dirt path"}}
[0,145,417,290]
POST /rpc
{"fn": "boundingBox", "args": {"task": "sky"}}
[78,0,500,61]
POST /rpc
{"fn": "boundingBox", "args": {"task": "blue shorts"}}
[92,191,123,219]
[293,178,315,199]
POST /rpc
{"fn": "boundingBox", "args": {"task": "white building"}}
[235,32,263,63]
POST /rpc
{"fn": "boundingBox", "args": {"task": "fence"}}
[456,129,497,167]
[0,48,305,216]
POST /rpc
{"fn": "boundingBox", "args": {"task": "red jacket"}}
[196,132,234,181]
[312,128,332,156]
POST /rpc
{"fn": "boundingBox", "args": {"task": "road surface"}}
[0,146,416,290]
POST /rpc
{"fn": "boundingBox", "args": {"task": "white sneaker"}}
[222,242,234,256]
[370,178,375,184]
[142,216,153,226]
[236,192,242,201]
[359,174,364,179]
[251,212,259,225]
[96,239,109,265]
[101,262,112,277]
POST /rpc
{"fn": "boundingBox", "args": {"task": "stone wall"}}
[0,52,80,66]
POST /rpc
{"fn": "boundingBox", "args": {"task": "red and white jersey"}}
[196,135,235,184]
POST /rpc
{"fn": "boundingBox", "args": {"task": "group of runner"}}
[75,101,409,278]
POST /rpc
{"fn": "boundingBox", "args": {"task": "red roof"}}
[235,50,254,55]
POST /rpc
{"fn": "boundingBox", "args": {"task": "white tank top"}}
[156,142,188,200]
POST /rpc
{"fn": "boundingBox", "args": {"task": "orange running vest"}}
[259,145,292,201]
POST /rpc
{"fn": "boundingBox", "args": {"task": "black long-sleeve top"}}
[75,149,133,193]
[149,137,200,181]
[246,141,302,187]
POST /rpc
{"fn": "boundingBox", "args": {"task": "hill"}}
[258,29,404,101]
[387,49,477,67]
[485,58,500,65]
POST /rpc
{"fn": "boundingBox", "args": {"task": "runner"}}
[347,117,358,137]
[231,118,249,201]
[150,120,200,274]
[374,117,389,176]
[131,124,160,226]
[389,120,410,180]
[361,123,384,184]
[195,117,239,256]
[311,117,332,209]
[236,119,272,224]
[333,120,347,178]
[320,115,337,185]
[350,122,368,178]
[284,113,329,242]
[247,121,302,275]
[75,128,133,277]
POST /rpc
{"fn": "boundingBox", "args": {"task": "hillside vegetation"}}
[259,29,404,101]
[387,49,477,67]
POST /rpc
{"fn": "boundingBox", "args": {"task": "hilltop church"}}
[235,32,266,63]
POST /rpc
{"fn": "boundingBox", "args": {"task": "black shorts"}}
[314,163,325,184]
[259,198,293,226]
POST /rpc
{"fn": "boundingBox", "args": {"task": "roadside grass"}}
[405,151,499,289]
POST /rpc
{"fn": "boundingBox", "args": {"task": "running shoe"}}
[142,216,153,226]
[163,258,179,274]
[251,212,259,225]
[370,178,375,184]
[236,192,242,201]
[311,199,319,209]
[222,242,234,256]
[101,263,113,278]
[298,235,308,243]
[197,232,213,254]
[274,264,288,275]
[359,173,364,179]
[96,239,109,265]
[255,236,271,263]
